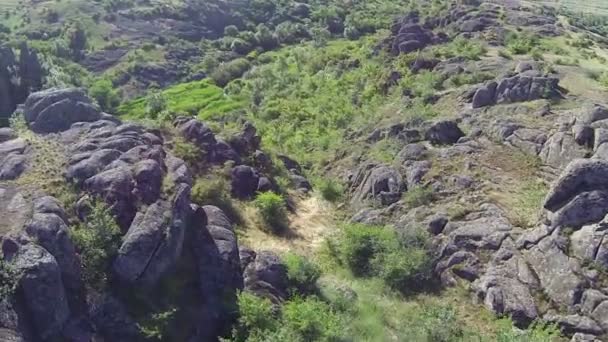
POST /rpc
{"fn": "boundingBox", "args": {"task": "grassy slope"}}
[118,79,245,120]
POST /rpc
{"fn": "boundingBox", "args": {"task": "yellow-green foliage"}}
[118,80,244,119]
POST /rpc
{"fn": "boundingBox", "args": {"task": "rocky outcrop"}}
[189,204,243,339]
[472,74,562,108]
[113,184,190,287]
[425,121,465,145]
[350,164,404,206]
[243,251,289,303]
[24,88,102,133]
[0,43,43,123]
[544,159,608,229]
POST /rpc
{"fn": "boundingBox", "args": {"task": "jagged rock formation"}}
[0,43,43,124]
[0,89,294,341]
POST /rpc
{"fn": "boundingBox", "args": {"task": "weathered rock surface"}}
[113,184,190,287]
[24,88,101,133]
[243,251,289,303]
[472,74,562,108]
[425,121,465,145]
[350,164,404,206]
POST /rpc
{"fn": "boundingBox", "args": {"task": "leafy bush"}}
[191,177,243,224]
[145,90,168,118]
[284,253,321,295]
[337,224,432,292]
[420,305,465,341]
[318,178,343,202]
[230,292,278,342]
[70,201,122,288]
[138,308,177,340]
[231,293,343,342]
[172,137,201,165]
[89,78,120,112]
[253,191,288,234]
[0,259,19,301]
[210,58,252,87]
[280,297,343,341]
[506,32,538,55]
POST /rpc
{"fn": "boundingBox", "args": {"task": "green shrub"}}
[89,78,120,112]
[210,58,252,87]
[145,90,168,118]
[0,259,19,301]
[337,224,433,292]
[318,178,344,202]
[70,201,122,288]
[494,319,560,341]
[338,224,394,276]
[191,177,242,224]
[506,32,538,55]
[284,253,321,295]
[231,292,278,342]
[172,137,201,165]
[253,192,288,234]
[403,186,435,208]
[137,308,177,341]
[280,297,343,342]
[420,305,465,342]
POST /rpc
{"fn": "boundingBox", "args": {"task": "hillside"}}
[4,0,608,341]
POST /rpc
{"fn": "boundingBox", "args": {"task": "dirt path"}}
[239,194,337,256]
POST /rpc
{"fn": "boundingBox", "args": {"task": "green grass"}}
[118,79,245,120]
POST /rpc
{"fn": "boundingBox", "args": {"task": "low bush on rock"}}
[253,191,288,234]
[70,201,122,288]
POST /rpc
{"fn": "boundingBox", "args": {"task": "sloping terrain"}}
[5,0,608,341]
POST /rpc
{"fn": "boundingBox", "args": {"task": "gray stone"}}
[0,154,27,180]
[243,251,289,303]
[13,243,70,340]
[425,121,465,145]
[113,184,190,287]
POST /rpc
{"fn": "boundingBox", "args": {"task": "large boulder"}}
[23,88,101,133]
[350,164,404,205]
[243,251,289,303]
[544,159,608,228]
[113,184,190,287]
[11,243,70,340]
[231,165,260,199]
[425,121,465,145]
[189,205,242,339]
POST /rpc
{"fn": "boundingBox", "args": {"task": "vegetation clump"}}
[253,191,288,234]
[69,201,122,288]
